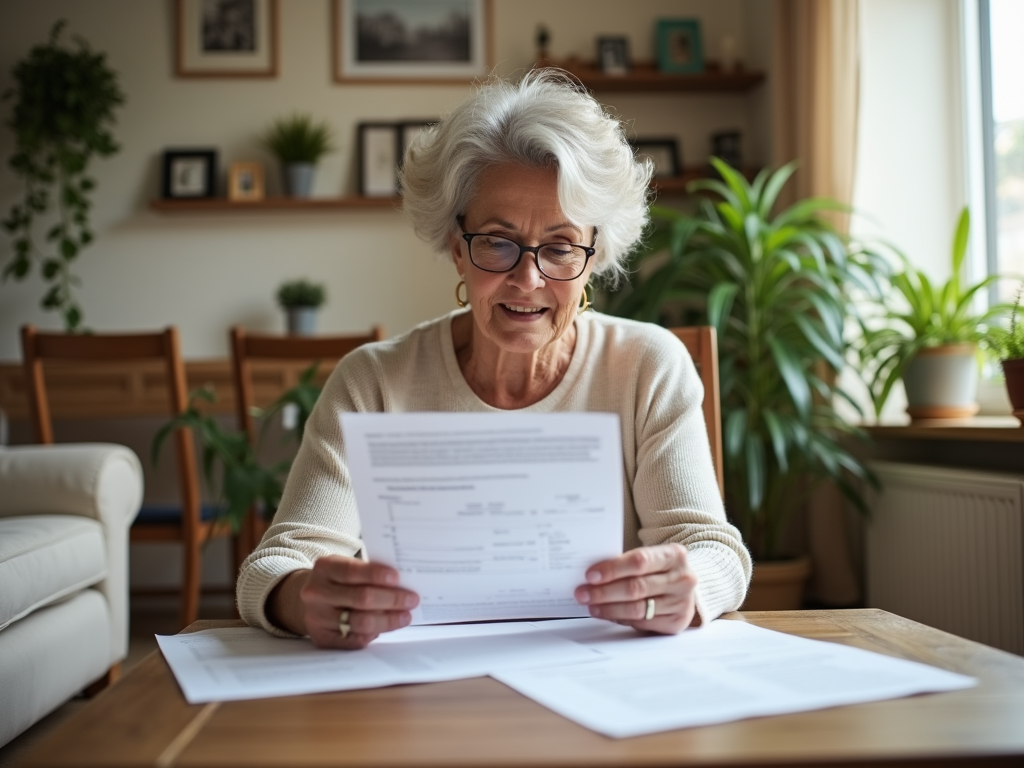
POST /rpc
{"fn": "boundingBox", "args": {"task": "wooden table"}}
[22,610,1024,767]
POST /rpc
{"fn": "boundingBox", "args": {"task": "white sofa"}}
[0,443,143,747]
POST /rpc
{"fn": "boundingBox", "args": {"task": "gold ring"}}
[338,609,351,639]
[644,597,655,621]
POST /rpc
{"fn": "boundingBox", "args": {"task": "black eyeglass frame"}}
[457,220,598,282]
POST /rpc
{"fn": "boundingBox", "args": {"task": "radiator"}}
[866,461,1024,655]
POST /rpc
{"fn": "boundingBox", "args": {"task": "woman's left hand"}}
[574,543,699,634]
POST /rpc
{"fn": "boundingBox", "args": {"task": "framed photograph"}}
[333,0,493,84]
[711,130,742,170]
[656,19,704,74]
[358,123,400,197]
[631,138,681,180]
[162,149,218,199]
[175,0,279,78]
[228,161,265,201]
[596,36,630,76]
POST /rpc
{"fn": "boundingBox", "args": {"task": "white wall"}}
[0,0,771,360]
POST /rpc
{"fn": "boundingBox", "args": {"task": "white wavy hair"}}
[399,69,653,287]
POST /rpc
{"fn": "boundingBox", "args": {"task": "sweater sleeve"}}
[235,350,383,636]
[629,329,752,623]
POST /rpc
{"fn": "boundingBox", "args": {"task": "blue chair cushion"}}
[134,503,228,525]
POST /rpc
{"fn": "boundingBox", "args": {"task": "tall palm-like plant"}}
[604,159,887,560]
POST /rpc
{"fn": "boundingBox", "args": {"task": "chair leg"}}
[181,536,202,629]
[83,663,121,697]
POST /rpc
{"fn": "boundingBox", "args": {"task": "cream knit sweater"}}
[237,310,752,634]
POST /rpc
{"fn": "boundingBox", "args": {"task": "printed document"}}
[341,412,623,624]
[156,623,603,704]
[492,618,978,738]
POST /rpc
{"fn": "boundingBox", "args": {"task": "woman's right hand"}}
[268,556,420,649]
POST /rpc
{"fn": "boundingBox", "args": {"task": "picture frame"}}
[333,0,493,84]
[596,36,630,76]
[631,138,681,180]
[656,19,704,74]
[162,149,218,199]
[175,0,279,78]
[228,161,265,201]
[358,123,400,197]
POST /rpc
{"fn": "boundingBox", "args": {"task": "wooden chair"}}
[669,326,724,497]
[20,324,222,629]
[229,325,385,553]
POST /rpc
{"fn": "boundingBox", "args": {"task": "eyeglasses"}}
[459,221,596,281]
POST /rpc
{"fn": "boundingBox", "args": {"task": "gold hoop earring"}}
[578,283,593,314]
[455,280,469,308]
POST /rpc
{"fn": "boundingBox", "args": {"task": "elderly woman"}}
[237,71,751,649]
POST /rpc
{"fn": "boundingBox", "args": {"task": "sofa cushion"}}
[0,515,107,631]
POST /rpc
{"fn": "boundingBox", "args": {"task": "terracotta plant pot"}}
[903,344,979,419]
[740,556,812,611]
[1001,358,1024,425]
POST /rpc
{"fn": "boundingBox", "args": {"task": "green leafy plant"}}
[855,208,1008,415]
[152,364,324,532]
[262,113,335,164]
[277,279,326,309]
[602,159,887,560]
[2,20,125,331]
[985,287,1024,362]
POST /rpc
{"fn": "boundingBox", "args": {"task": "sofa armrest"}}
[0,443,143,529]
[0,443,143,665]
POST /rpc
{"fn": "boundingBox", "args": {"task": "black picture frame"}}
[596,36,630,75]
[631,138,681,179]
[358,123,400,198]
[162,149,218,199]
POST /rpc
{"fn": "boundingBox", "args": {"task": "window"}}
[979,0,1024,301]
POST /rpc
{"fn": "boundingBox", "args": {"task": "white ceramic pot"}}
[902,344,979,419]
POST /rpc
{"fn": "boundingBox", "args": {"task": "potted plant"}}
[2,20,125,330]
[277,278,326,336]
[986,287,1024,423]
[602,159,886,608]
[856,208,1008,420]
[153,364,324,532]
[261,113,335,198]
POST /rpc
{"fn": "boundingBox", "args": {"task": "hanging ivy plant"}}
[2,20,125,331]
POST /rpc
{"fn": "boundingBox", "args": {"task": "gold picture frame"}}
[228,161,265,202]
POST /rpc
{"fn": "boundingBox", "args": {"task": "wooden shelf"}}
[149,196,400,212]
[539,59,765,93]
[863,416,1024,443]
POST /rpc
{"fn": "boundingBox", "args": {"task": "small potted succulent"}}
[261,113,335,198]
[277,279,325,336]
[856,208,1009,419]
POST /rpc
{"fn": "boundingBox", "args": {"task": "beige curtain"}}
[773,0,862,605]
[773,0,860,233]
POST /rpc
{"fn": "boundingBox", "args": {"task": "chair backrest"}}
[19,324,201,524]
[229,325,385,443]
[669,326,723,497]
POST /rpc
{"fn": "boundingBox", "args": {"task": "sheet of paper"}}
[156,623,604,704]
[492,618,978,738]
[342,412,623,624]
